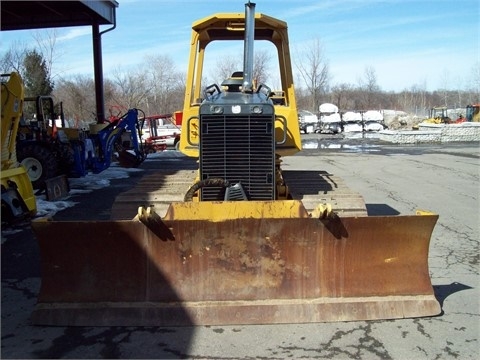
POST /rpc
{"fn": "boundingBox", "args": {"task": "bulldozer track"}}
[110,167,367,220]
[110,170,197,220]
[282,170,368,217]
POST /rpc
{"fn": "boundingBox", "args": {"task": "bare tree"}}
[109,66,152,110]
[294,38,329,112]
[144,54,184,114]
[294,86,310,110]
[1,30,61,80]
[209,50,271,90]
[398,81,427,115]
[53,75,96,125]
[468,62,480,102]
[212,55,240,85]
[416,80,428,113]
[361,66,379,93]
[0,40,29,74]
[331,83,355,111]
[32,29,63,82]
[357,65,381,109]
[439,68,451,106]
[253,49,271,86]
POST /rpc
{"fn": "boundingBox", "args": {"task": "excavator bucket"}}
[117,149,142,168]
[30,201,441,326]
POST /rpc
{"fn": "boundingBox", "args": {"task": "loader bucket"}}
[117,149,142,168]
[31,201,441,326]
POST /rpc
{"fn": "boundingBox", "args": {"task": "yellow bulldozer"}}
[31,3,440,326]
[1,72,37,224]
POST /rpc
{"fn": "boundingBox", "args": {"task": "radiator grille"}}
[199,114,275,201]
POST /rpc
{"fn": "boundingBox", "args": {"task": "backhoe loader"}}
[1,72,36,224]
[17,96,146,190]
[31,3,441,326]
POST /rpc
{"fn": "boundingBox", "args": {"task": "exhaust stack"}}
[242,2,255,93]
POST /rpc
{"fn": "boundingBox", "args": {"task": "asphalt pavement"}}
[1,137,479,359]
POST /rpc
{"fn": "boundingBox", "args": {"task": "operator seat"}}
[221,71,243,92]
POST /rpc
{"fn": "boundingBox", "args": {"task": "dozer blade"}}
[31,202,441,326]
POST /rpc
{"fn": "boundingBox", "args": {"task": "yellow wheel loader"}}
[466,104,480,122]
[31,3,441,326]
[1,72,36,224]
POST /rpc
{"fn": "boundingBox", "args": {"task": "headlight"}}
[251,105,263,114]
[210,105,224,114]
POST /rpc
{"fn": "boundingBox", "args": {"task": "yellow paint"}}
[163,200,310,221]
[1,166,37,216]
[1,72,36,215]
[416,209,436,216]
[178,11,302,158]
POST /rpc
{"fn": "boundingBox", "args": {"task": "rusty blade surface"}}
[31,214,441,326]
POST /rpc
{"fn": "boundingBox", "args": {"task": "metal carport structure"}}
[1,0,119,122]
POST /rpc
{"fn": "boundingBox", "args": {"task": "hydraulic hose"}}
[184,178,228,201]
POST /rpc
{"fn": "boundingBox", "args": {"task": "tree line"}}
[2,33,478,124]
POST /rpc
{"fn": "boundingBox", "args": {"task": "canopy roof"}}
[1,1,118,31]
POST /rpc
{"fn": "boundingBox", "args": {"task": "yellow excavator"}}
[1,72,36,224]
[31,3,440,326]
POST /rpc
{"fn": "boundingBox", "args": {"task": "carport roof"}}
[1,0,118,31]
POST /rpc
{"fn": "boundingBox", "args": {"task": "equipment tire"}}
[1,200,14,225]
[16,143,58,190]
[174,137,180,151]
[56,143,75,176]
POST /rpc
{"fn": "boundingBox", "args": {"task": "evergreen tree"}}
[23,49,54,97]
[22,49,55,119]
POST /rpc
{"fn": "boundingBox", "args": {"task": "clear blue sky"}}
[1,0,478,92]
